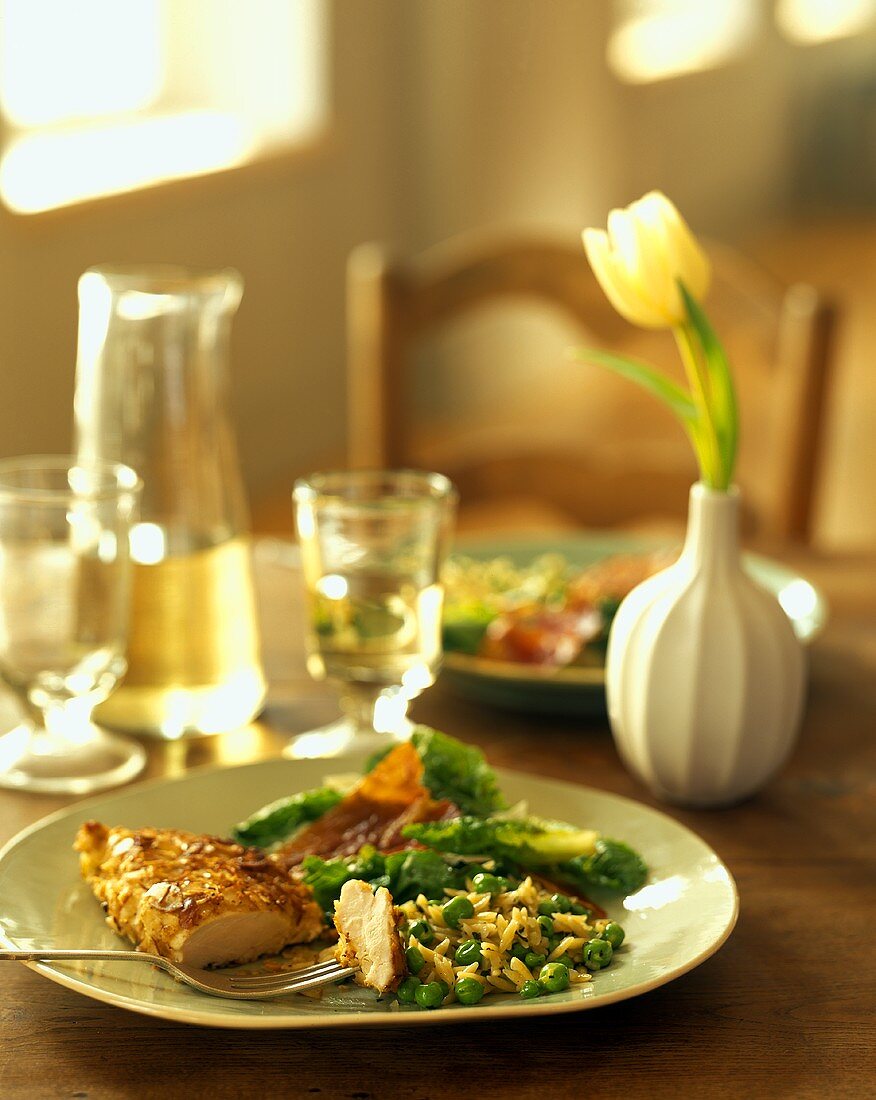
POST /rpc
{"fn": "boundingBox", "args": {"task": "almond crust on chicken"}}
[75,821,324,968]
[333,879,406,994]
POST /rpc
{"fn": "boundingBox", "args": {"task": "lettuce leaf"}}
[300,846,476,915]
[231,787,343,848]
[383,849,469,904]
[402,815,598,866]
[300,847,389,913]
[409,726,505,816]
[442,605,495,655]
[404,818,647,894]
[555,839,648,895]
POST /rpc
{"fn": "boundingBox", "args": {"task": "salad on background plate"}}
[440,535,827,715]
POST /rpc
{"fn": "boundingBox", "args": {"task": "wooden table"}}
[1,539,874,1100]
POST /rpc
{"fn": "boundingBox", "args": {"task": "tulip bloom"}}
[578,192,737,490]
[582,192,711,329]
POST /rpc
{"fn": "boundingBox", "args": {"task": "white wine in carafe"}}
[95,536,265,736]
[74,265,266,740]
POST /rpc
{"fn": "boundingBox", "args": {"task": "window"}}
[607,0,759,84]
[0,0,328,214]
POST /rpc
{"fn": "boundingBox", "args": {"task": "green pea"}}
[414,981,445,1009]
[396,976,421,1004]
[442,896,475,929]
[583,938,613,971]
[551,893,572,914]
[405,945,425,974]
[553,954,577,971]
[454,939,483,967]
[471,872,506,895]
[524,951,546,970]
[600,921,625,948]
[536,915,554,936]
[570,903,589,916]
[547,934,563,952]
[538,961,570,993]
[537,900,556,917]
[509,942,529,962]
[435,979,450,997]
[454,977,485,1005]
[408,920,434,945]
[519,979,542,999]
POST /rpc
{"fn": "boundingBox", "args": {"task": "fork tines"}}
[227,958,350,991]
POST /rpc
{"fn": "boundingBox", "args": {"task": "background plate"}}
[0,755,738,1029]
[443,533,827,715]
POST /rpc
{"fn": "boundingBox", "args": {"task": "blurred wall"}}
[394,1,625,243]
[396,2,876,236]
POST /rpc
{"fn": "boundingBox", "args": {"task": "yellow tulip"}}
[582,191,711,329]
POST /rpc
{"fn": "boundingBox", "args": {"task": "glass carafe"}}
[73,265,266,738]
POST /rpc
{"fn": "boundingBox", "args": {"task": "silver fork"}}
[0,949,354,999]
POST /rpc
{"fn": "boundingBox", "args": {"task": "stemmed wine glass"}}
[0,456,145,793]
[291,470,457,756]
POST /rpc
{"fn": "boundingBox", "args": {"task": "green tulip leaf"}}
[570,348,698,428]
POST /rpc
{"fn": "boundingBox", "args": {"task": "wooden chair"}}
[346,233,837,543]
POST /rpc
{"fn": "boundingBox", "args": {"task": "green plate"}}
[0,755,738,1029]
[442,534,827,716]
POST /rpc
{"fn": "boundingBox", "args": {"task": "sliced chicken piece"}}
[333,879,406,994]
[75,821,325,969]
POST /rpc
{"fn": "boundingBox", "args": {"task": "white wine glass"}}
[291,470,457,756]
[0,456,145,794]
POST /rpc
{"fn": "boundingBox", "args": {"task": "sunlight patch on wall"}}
[775,0,876,44]
[608,0,759,84]
[0,0,328,214]
[0,112,252,215]
[1,0,163,127]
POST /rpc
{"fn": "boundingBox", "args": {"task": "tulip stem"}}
[674,324,724,489]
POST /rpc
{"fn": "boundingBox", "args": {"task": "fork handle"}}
[1,949,151,963]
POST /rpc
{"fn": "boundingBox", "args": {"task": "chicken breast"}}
[75,821,324,969]
[333,879,406,994]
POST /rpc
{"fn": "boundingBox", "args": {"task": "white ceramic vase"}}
[606,483,806,807]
